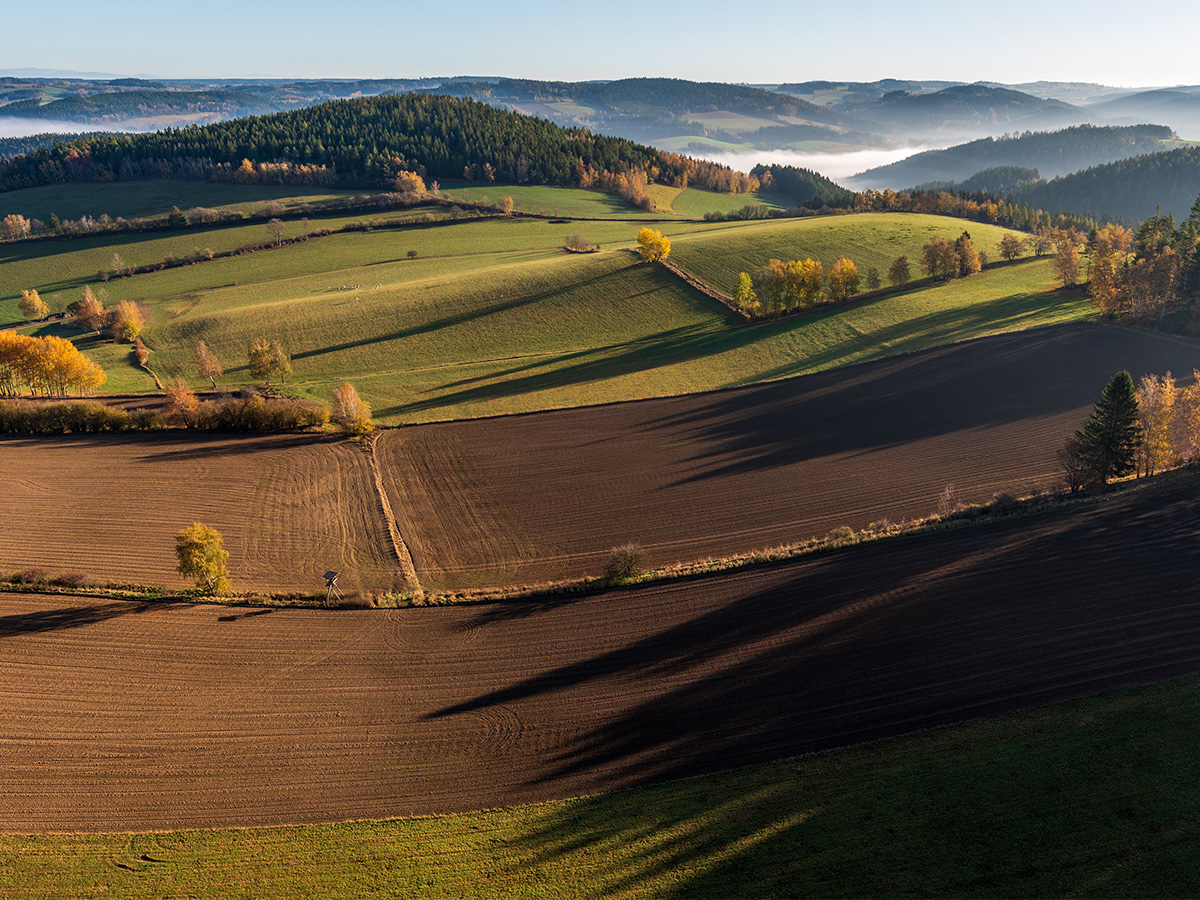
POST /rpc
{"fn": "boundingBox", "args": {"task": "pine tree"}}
[1075,371,1141,486]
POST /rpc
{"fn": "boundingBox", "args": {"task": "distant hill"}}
[0,89,279,124]
[847,124,1174,189]
[1086,90,1200,138]
[840,84,1086,139]
[1016,145,1200,221]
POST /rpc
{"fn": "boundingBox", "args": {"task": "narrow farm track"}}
[4,472,1200,832]
[378,323,1200,588]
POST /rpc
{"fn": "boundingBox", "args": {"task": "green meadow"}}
[4,675,1198,898]
[1,205,1088,421]
[670,212,1024,295]
[0,180,360,222]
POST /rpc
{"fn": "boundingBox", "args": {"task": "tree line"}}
[1086,203,1200,324]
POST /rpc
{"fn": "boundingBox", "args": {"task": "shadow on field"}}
[642,325,1120,485]
[378,286,1083,419]
[499,674,1200,897]
[290,267,626,365]
[0,599,190,639]
[427,471,1200,823]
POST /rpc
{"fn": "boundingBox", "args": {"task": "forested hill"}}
[842,84,1084,138]
[0,90,277,123]
[0,93,728,193]
[1015,146,1200,221]
[0,130,113,162]
[437,77,829,120]
[848,124,1175,189]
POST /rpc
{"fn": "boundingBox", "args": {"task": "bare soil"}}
[379,323,1200,588]
[0,431,400,597]
[3,470,1200,832]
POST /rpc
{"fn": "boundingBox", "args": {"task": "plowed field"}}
[4,471,1200,832]
[378,323,1200,588]
[0,432,399,596]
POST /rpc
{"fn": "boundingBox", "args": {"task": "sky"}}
[5,0,1200,87]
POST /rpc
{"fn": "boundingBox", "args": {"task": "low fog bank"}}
[0,118,142,138]
[683,147,941,187]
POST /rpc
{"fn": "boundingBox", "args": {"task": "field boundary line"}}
[368,433,421,591]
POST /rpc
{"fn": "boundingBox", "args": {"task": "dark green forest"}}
[851,124,1174,187]
[0,93,713,192]
[1018,146,1200,221]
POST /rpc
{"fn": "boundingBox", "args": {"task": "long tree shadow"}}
[428,471,1200,807]
[378,291,1110,421]
[0,598,192,639]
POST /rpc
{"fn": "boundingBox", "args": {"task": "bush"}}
[605,543,647,584]
[13,567,49,585]
[0,401,131,434]
[49,572,89,588]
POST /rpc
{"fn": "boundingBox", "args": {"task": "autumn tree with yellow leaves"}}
[635,228,670,263]
[827,257,861,301]
[0,331,106,397]
[18,289,48,321]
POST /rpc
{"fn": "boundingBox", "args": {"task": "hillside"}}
[0,209,1084,422]
[0,89,277,124]
[841,84,1086,140]
[1016,145,1200,221]
[1088,89,1200,138]
[0,93,699,193]
[847,124,1174,189]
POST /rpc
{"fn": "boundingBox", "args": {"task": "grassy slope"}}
[0,181,360,222]
[437,184,667,219]
[669,188,796,217]
[2,212,1088,419]
[670,212,1024,296]
[5,674,1199,898]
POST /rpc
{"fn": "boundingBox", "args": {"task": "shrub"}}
[990,491,1019,513]
[605,543,647,584]
[937,483,964,517]
[14,567,49,585]
[824,525,857,547]
[0,401,131,434]
[49,572,89,588]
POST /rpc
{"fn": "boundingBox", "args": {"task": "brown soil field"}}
[4,471,1200,832]
[0,432,400,596]
[378,323,1200,588]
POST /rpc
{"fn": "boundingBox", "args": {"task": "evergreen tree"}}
[1075,371,1141,486]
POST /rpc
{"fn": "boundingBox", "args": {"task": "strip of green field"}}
[669,188,796,217]
[437,184,666,219]
[0,181,361,223]
[0,209,478,313]
[670,212,1026,296]
[2,212,1089,421]
[5,675,1198,898]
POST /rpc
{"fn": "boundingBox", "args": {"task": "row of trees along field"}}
[1087,203,1200,323]
[0,94,755,197]
[728,232,990,317]
[0,332,105,397]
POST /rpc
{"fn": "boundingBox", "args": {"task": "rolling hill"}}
[846,124,1174,189]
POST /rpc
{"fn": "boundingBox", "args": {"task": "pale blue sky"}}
[6,0,1199,86]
